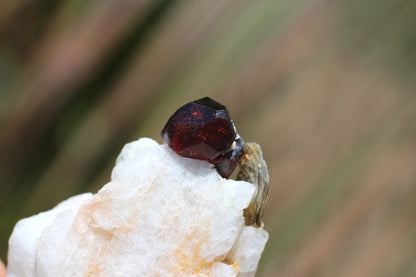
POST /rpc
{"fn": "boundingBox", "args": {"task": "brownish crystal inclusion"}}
[161,97,243,178]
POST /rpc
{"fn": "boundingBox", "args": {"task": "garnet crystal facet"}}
[215,135,244,178]
[161,97,243,178]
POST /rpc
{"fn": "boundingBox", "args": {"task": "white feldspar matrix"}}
[7,138,268,277]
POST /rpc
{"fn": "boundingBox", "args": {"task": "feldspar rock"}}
[7,138,268,277]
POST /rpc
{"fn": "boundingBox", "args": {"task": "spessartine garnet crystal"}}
[161,96,270,227]
[161,97,244,178]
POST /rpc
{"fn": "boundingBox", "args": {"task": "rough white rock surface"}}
[7,138,268,277]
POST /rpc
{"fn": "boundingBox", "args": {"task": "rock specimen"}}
[7,138,268,277]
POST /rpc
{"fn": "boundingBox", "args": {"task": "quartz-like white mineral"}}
[7,138,268,277]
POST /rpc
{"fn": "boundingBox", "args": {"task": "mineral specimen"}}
[7,138,268,277]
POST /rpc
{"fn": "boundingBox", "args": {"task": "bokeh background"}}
[1,0,416,276]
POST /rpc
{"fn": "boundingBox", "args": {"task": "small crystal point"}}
[215,136,244,178]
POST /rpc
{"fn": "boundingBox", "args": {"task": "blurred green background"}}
[1,0,416,276]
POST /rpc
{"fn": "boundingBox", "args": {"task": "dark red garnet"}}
[161,97,236,161]
[161,97,244,178]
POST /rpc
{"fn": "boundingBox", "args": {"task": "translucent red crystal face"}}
[161,97,244,178]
